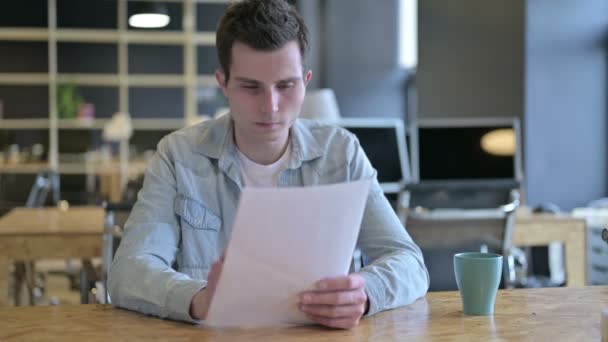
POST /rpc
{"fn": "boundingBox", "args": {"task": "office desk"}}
[513,212,587,287]
[0,206,105,306]
[0,286,605,341]
[97,159,148,203]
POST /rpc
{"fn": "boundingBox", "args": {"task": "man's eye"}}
[278,82,295,89]
[242,85,258,89]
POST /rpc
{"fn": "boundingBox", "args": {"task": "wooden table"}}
[97,159,148,203]
[513,212,587,287]
[0,206,105,306]
[0,160,148,203]
[0,286,605,341]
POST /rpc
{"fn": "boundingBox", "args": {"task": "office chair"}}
[25,170,60,208]
[12,171,99,305]
[400,183,520,291]
[99,202,132,304]
[13,170,60,305]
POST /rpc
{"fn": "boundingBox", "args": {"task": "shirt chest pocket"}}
[174,194,222,271]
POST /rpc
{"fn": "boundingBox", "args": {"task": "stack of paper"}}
[206,180,371,327]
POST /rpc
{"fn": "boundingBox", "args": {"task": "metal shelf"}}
[56,29,118,43]
[0,28,48,41]
[0,73,183,87]
[0,73,49,85]
[57,119,107,129]
[129,74,186,87]
[0,163,49,174]
[0,118,203,130]
[0,119,50,129]
[57,74,120,86]
[0,28,216,46]
[0,73,217,87]
[131,118,186,130]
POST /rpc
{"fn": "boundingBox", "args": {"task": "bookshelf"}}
[0,0,230,175]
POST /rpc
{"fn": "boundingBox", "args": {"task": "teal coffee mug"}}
[453,252,503,316]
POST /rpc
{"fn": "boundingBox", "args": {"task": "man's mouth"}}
[255,122,281,128]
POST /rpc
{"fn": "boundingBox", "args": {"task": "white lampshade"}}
[103,112,133,142]
[299,88,341,122]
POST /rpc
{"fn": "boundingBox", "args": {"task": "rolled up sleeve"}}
[348,137,430,315]
[108,138,206,323]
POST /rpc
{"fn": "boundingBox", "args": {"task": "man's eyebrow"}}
[277,77,301,83]
[233,77,301,84]
[234,77,260,84]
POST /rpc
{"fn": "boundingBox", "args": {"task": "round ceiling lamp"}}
[129,3,171,29]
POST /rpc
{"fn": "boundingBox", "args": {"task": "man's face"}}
[216,41,312,147]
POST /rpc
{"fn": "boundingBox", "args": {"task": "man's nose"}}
[260,89,279,113]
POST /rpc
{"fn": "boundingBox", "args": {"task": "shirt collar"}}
[194,114,324,170]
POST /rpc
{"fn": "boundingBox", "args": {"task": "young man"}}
[108,0,428,329]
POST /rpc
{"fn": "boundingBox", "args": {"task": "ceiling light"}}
[129,3,170,29]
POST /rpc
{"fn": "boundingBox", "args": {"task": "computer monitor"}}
[409,117,523,184]
[338,118,411,194]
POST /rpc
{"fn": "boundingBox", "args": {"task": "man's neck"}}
[234,132,290,165]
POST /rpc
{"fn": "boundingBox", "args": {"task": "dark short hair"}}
[216,0,310,82]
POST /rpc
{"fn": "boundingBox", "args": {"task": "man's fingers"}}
[210,260,223,276]
[299,303,365,319]
[314,274,365,291]
[305,313,360,329]
[300,289,367,306]
[206,259,224,291]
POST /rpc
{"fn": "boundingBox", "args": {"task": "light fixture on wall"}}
[129,3,171,29]
[481,128,516,156]
[398,0,417,69]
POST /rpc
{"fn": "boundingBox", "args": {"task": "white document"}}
[205,180,371,327]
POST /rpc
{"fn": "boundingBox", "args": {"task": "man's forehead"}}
[230,40,301,57]
[230,42,301,63]
[228,41,305,83]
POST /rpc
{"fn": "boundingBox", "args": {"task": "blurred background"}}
[1,0,608,305]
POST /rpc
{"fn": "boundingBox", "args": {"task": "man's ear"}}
[304,70,312,86]
[215,69,228,97]
[215,69,227,87]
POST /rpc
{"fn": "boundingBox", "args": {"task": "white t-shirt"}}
[237,144,291,187]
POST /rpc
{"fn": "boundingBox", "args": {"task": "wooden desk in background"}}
[98,159,148,203]
[513,212,587,287]
[0,160,148,203]
[0,206,105,306]
[0,206,589,305]
[0,286,605,341]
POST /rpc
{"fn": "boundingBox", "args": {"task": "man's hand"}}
[299,274,368,329]
[189,255,224,320]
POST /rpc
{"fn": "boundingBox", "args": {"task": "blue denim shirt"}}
[108,114,429,323]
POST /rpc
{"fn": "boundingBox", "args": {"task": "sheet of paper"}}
[205,180,371,327]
